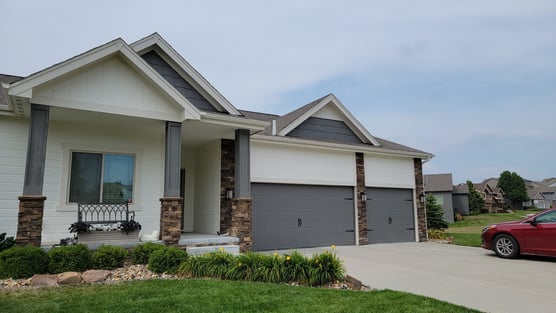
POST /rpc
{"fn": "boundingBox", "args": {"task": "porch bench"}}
[77,203,135,226]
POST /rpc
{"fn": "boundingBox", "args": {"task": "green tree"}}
[497,171,529,209]
[425,194,448,229]
[467,180,485,215]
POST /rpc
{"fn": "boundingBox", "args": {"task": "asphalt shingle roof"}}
[424,174,454,192]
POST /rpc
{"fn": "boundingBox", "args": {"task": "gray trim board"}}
[235,129,250,198]
[23,104,49,195]
[164,121,182,197]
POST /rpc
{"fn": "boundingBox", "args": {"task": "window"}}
[69,152,135,203]
[434,195,444,206]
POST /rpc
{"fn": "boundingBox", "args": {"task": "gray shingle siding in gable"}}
[141,51,218,112]
[287,117,364,144]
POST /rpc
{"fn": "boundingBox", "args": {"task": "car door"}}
[523,210,556,257]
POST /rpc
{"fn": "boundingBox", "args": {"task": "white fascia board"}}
[278,94,381,146]
[130,33,241,116]
[251,134,433,159]
[8,39,125,98]
[201,112,269,132]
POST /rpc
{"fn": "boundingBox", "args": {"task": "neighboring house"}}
[474,178,505,213]
[423,174,455,223]
[452,183,469,216]
[523,179,556,209]
[0,33,432,251]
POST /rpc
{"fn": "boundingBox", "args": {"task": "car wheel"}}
[493,234,519,259]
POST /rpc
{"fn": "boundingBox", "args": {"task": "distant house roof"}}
[424,173,454,192]
[453,183,469,194]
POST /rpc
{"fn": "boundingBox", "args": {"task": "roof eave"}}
[252,134,433,159]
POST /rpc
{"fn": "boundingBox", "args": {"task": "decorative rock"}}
[58,272,81,285]
[82,270,111,283]
[30,274,58,287]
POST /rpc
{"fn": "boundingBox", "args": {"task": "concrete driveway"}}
[295,242,556,313]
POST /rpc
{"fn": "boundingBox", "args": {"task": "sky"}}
[1,0,555,184]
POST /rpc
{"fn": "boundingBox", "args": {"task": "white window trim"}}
[57,143,144,212]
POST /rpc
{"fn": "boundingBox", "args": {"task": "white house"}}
[0,33,432,251]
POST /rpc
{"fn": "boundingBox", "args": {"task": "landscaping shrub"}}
[131,242,166,265]
[91,245,127,270]
[281,251,310,284]
[178,249,344,287]
[428,228,447,240]
[0,233,16,252]
[308,251,345,286]
[47,244,91,273]
[148,246,188,274]
[0,245,48,279]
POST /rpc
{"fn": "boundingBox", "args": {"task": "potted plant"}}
[68,221,92,234]
[118,220,142,234]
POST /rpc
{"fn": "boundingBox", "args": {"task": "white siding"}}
[365,154,415,188]
[40,116,165,244]
[312,104,343,121]
[251,142,356,186]
[0,116,28,238]
[193,141,220,234]
[32,55,183,121]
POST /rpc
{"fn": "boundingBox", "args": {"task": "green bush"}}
[0,233,16,252]
[308,251,345,286]
[178,250,344,286]
[47,244,91,273]
[281,251,310,283]
[0,245,48,279]
[148,246,188,274]
[131,243,166,265]
[91,245,127,270]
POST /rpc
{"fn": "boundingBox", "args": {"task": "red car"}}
[481,208,556,258]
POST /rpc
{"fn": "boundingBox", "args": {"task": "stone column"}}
[230,198,252,252]
[414,158,427,241]
[16,196,46,246]
[220,139,235,233]
[159,197,183,246]
[356,153,368,245]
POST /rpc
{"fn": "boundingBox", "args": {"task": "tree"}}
[497,171,529,209]
[467,180,485,215]
[425,194,448,229]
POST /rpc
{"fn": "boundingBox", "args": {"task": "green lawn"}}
[0,279,481,313]
[447,210,540,247]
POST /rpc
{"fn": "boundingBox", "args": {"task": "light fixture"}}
[420,194,426,203]
[226,188,234,200]
[360,192,367,202]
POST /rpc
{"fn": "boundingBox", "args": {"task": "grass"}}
[447,210,540,247]
[0,279,482,313]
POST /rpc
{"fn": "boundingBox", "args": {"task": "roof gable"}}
[131,33,241,116]
[424,173,454,192]
[277,94,380,146]
[8,38,201,121]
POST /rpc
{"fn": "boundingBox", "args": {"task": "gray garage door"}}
[366,187,415,244]
[252,183,355,251]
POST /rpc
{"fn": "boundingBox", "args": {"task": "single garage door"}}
[252,183,355,251]
[366,187,415,244]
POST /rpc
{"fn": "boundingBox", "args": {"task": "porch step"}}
[186,245,240,256]
[179,233,239,246]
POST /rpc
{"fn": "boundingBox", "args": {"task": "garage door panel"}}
[366,187,415,244]
[252,183,355,251]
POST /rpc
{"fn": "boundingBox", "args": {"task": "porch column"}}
[356,152,368,245]
[16,104,49,246]
[230,129,252,251]
[414,158,427,241]
[159,121,183,246]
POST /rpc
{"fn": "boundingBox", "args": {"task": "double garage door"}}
[251,183,416,251]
